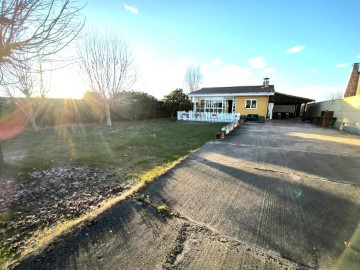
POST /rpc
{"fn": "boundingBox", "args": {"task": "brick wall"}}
[344,63,360,97]
[306,96,360,134]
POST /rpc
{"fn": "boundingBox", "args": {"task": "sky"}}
[51,0,360,101]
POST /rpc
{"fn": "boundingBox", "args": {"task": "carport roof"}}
[270,92,315,105]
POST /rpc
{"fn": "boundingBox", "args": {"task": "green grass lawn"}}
[0,119,225,266]
[2,119,224,180]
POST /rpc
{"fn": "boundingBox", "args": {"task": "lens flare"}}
[332,223,360,269]
[0,109,27,140]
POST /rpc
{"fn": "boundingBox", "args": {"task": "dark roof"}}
[188,86,314,104]
[269,92,315,105]
[189,85,275,95]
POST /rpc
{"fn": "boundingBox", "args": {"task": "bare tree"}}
[0,0,85,71]
[184,65,203,92]
[1,58,51,131]
[0,0,85,165]
[77,30,137,126]
[326,90,344,100]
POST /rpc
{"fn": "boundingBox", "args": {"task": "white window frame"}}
[245,99,258,109]
[196,98,224,113]
[194,96,236,113]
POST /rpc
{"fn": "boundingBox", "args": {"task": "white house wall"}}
[306,96,360,135]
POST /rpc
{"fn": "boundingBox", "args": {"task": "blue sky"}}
[53,0,360,101]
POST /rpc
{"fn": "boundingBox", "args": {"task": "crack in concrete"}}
[190,154,360,187]
[162,219,316,270]
[211,141,360,158]
[251,166,359,186]
[132,196,316,270]
[163,222,189,269]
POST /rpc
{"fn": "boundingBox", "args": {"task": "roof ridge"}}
[201,85,274,89]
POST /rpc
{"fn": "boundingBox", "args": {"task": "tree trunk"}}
[28,116,39,132]
[16,100,40,132]
[105,102,112,126]
[0,143,4,173]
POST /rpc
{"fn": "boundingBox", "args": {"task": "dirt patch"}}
[0,166,131,262]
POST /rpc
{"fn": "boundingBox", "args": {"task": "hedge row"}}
[0,97,172,127]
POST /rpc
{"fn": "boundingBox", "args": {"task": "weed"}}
[156,205,171,216]
[0,210,15,222]
[136,194,150,204]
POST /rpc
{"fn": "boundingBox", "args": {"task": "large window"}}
[196,99,223,113]
[195,97,236,113]
[245,99,257,109]
[206,100,223,113]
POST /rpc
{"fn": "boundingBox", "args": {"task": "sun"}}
[50,68,86,99]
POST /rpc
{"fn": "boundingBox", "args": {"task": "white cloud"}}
[262,68,276,74]
[285,45,304,55]
[210,57,223,66]
[124,4,139,14]
[336,63,347,68]
[310,68,318,73]
[248,56,267,69]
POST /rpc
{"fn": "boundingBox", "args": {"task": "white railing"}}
[177,111,240,123]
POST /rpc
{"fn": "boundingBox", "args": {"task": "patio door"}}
[227,100,233,113]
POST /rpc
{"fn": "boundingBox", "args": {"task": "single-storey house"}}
[178,78,314,122]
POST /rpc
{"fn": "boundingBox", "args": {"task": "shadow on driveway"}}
[145,122,360,269]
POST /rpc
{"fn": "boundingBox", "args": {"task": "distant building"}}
[344,63,360,97]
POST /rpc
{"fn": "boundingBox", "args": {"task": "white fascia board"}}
[189,92,274,97]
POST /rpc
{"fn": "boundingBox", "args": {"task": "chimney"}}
[263,77,270,88]
[344,63,360,97]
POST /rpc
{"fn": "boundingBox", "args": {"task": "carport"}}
[268,92,314,119]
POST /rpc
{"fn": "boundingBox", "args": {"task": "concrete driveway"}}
[16,120,360,270]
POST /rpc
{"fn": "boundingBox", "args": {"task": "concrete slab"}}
[145,121,360,269]
[14,200,299,270]
[163,223,298,270]
[15,201,183,270]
